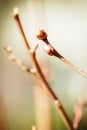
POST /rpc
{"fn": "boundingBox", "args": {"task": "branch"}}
[73,99,87,129]
[4,46,36,74]
[36,29,87,79]
[4,7,74,130]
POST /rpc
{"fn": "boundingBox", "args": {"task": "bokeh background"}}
[1,0,87,130]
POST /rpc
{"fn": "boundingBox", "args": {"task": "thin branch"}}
[12,7,30,50]
[6,7,75,130]
[36,29,87,79]
[73,99,87,129]
[4,46,36,74]
[32,44,39,53]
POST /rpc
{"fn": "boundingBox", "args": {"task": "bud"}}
[44,45,53,56]
[9,55,15,61]
[36,29,47,40]
[4,46,13,53]
[13,7,19,17]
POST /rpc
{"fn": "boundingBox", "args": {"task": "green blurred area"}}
[0,0,87,130]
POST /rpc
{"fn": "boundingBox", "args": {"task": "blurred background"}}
[1,0,87,130]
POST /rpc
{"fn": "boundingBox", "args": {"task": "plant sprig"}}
[36,29,87,79]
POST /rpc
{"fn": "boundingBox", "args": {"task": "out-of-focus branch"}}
[36,29,87,79]
[4,46,36,74]
[73,99,87,130]
[4,7,74,130]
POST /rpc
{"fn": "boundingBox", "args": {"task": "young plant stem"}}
[36,29,87,79]
[12,7,74,130]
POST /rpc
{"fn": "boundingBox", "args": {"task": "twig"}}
[73,99,87,129]
[5,7,74,130]
[4,46,36,74]
[36,29,87,79]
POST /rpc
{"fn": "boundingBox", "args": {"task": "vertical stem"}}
[13,13,30,50]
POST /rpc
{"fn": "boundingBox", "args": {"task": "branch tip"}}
[13,7,19,17]
[32,44,39,53]
[36,29,47,40]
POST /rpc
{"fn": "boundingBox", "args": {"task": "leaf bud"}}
[36,29,47,40]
